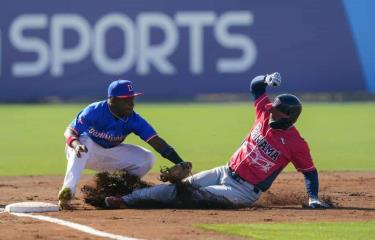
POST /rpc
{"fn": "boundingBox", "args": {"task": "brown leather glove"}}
[159,162,192,183]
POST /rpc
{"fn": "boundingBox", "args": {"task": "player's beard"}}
[122,108,133,117]
[115,106,133,118]
[108,103,132,119]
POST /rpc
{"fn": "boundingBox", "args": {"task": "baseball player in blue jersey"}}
[58,80,188,209]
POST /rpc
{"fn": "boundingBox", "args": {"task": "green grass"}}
[0,102,374,176]
[199,221,375,240]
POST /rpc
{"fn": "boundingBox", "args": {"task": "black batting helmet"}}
[272,94,302,125]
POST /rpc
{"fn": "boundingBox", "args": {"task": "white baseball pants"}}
[62,135,155,195]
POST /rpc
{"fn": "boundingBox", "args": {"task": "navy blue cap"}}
[107,80,142,98]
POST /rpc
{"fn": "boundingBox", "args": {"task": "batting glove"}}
[265,72,282,87]
[308,196,330,209]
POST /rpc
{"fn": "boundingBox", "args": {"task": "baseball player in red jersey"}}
[104,73,330,209]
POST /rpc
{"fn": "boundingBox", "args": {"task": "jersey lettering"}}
[88,128,126,143]
[250,123,280,162]
[247,143,275,173]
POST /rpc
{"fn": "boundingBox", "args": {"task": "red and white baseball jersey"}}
[229,94,315,191]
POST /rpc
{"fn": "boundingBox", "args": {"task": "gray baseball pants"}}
[122,165,261,207]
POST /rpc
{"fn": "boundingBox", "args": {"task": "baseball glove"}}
[160,161,192,183]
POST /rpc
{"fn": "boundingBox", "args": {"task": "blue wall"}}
[0,0,372,101]
[342,0,375,93]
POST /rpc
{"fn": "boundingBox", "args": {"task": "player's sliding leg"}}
[106,166,224,208]
[185,166,260,207]
[105,166,242,209]
[105,184,178,209]
[104,166,222,209]
[202,166,261,206]
[186,165,225,188]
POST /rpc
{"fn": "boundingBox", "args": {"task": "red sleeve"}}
[253,93,271,120]
[290,138,316,172]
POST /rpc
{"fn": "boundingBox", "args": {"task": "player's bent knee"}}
[144,152,156,170]
[133,151,155,177]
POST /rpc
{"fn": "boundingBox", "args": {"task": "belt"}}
[228,168,260,194]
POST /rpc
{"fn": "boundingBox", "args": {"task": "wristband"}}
[161,146,183,164]
[66,136,78,147]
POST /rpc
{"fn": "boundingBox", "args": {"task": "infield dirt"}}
[0,172,374,240]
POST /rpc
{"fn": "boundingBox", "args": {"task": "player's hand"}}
[308,197,330,209]
[72,141,88,158]
[265,72,282,87]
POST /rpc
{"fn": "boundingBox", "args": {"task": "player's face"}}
[112,97,135,117]
[270,107,289,121]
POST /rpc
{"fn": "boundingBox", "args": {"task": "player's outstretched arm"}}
[303,169,330,209]
[250,72,281,100]
[147,136,184,164]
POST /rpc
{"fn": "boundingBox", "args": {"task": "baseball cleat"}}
[58,187,72,210]
[58,200,73,210]
[104,196,127,209]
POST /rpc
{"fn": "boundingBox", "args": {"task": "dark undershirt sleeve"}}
[250,75,267,100]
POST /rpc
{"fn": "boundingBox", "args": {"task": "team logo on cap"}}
[127,84,133,92]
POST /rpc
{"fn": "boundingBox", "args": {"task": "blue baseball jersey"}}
[69,101,157,148]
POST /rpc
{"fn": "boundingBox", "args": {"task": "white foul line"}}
[10,212,142,240]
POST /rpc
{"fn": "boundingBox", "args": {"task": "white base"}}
[5,202,59,213]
